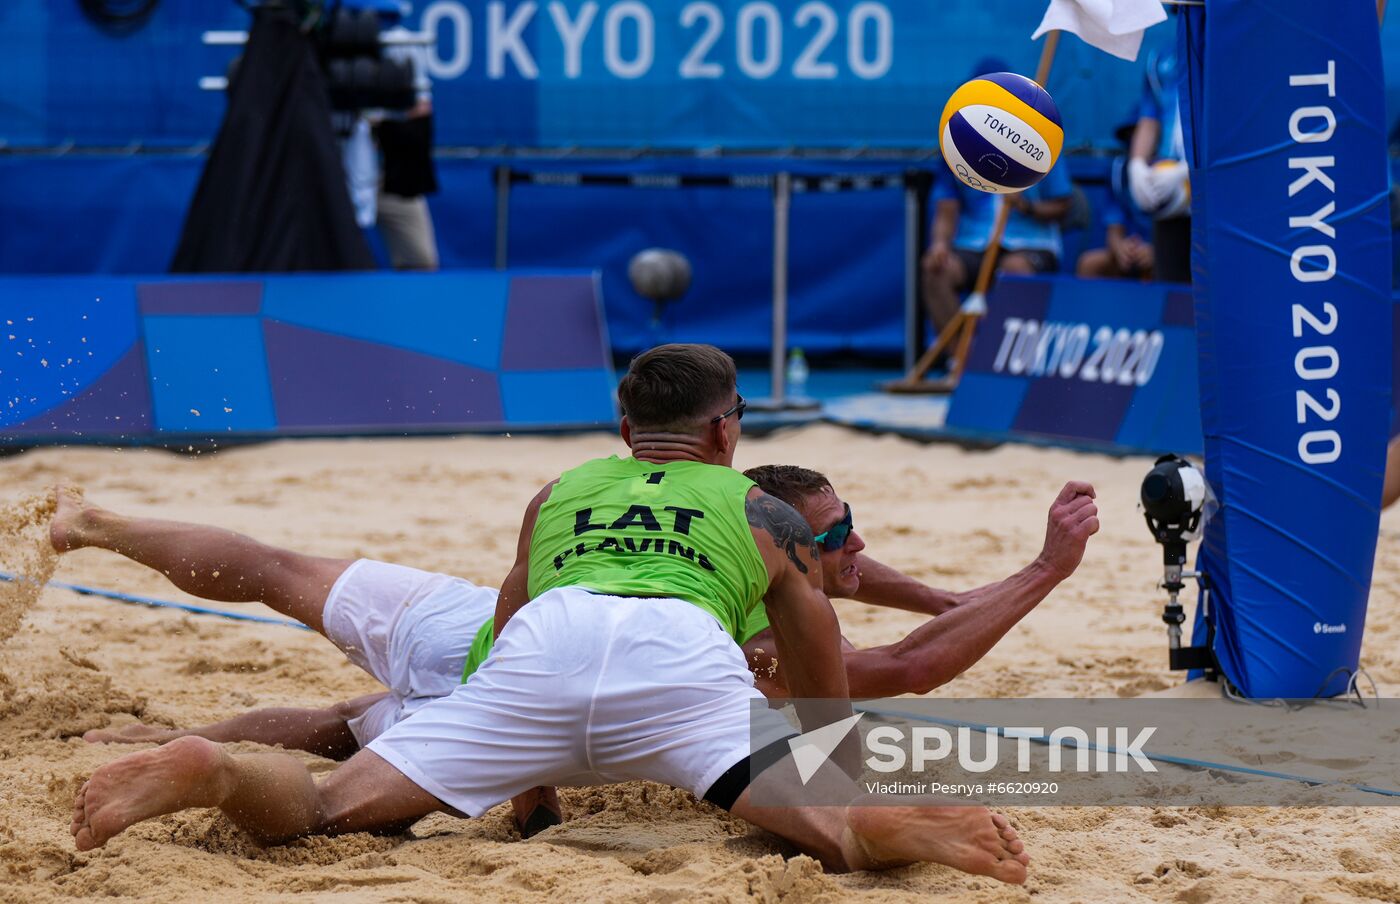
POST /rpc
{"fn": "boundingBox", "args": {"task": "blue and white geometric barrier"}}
[945,275,1203,455]
[0,270,616,443]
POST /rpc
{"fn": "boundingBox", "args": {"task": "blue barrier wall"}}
[0,271,616,442]
[0,154,1130,358]
[945,275,1203,455]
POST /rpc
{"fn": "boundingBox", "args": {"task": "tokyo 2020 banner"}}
[2,0,1168,148]
[1183,0,1392,698]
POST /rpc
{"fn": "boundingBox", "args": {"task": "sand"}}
[1,424,1398,902]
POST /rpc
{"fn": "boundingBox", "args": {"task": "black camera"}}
[1140,454,1215,673]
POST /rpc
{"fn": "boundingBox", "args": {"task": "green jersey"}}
[738,604,772,644]
[462,456,769,683]
[529,456,768,634]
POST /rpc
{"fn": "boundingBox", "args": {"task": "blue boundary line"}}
[0,571,312,631]
[855,702,1400,800]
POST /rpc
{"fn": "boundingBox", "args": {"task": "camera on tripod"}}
[1140,454,1217,674]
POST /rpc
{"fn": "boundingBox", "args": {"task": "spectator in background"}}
[922,59,1072,333]
[337,10,440,271]
[373,18,440,271]
[921,91,1072,331]
[1126,49,1190,284]
[921,168,1073,331]
[1077,123,1154,280]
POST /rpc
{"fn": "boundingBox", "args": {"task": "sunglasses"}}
[812,503,854,552]
[711,394,747,423]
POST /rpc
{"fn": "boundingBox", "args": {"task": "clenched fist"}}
[1036,481,1099,581]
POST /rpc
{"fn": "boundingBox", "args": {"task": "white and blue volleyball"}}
[939,72,1064,194]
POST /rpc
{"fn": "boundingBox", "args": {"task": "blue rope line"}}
[855,702,1400,800]
[0,570,313,631]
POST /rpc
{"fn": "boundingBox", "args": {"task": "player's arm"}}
[840,563,1061,697]
[745,482,1099,699]
[927,197,961,265]
[1024,193,1071,222]
[844,481,1098,696]
[492,480,556,640]
[493,480,563,838]
[847,554,962,615]
[746,489,849,705]
[1130,115,1161,164]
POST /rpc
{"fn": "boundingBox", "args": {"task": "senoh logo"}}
[992,318,1165,386]
[1314,622,1347,635]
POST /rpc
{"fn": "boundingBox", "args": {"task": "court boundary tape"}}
[0,570,312,631]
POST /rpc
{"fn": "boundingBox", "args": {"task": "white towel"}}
[1032,0,1168,62]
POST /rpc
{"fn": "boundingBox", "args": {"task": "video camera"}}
[207,1,421,112]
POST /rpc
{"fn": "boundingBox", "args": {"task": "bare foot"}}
[83,723,186,745]
[49,486,97,553]
[845,804,1030,884]
[71,736,233,851]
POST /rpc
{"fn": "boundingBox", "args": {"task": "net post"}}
[769,171,791,403]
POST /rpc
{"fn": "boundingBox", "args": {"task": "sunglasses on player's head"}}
[812,503,854,552]
[711,394,747,423]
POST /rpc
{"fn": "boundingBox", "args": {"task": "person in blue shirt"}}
[1077,130,1155,280]
[921,58,1073,331]
[921,155,1074,331]
[1125,49,1190,283]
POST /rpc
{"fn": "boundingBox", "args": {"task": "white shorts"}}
[367,588,788,818]
[322,559,498,746]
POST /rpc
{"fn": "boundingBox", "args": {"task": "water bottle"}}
[786,347,810,399]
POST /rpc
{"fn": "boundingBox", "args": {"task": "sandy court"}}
[1,423,1399,902]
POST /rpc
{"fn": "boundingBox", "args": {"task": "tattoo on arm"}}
[746,494,820,574]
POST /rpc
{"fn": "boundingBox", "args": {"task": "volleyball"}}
[938,72,1064,194]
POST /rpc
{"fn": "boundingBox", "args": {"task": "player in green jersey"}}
[60,347,1092,884]
[65,468,1094,771]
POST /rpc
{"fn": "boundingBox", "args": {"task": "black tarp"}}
[170,6,373,273]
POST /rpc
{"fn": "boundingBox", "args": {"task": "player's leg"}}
[509,786,563,837]
[377,191,439,271]
[996,250,1044,277]
[1075,247,1118,278]
[71,736,444,851]
[921,248,971,333]
[83,693,387,761]
[728,757,1028,882]
[50,487,350,635]
[595,594,1028,882]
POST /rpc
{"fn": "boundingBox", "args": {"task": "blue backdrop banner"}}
[1183,1,1392,698]
[0,0,1175,148]
[945,275,1202,455]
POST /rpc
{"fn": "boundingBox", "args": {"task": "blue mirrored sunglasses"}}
[812,503,854,552]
